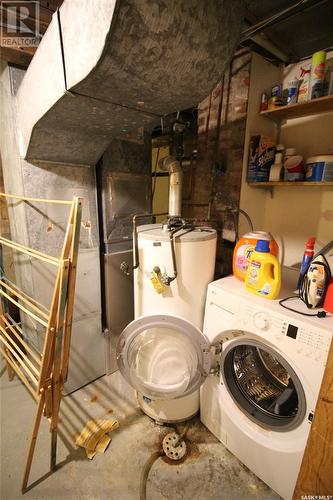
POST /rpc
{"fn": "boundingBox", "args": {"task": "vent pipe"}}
[158,156,182,217]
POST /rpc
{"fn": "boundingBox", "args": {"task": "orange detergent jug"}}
[233,231,279,281]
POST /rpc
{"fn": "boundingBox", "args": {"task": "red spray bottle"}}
[297,237,316,290]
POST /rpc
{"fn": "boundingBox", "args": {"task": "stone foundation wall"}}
[183,50,252,276]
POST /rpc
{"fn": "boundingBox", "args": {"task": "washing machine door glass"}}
[116,314,211,400]
[222,339,306,431]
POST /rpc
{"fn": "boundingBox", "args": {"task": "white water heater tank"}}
[134,224,217,422]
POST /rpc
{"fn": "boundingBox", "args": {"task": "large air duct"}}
[16,0,244,166]
[158,156,182,217]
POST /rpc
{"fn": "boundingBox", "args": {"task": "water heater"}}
[134,223,217,422]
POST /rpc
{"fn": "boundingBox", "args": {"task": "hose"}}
[238,208,254,233]
[139,451,163,500]
[140,422,191,500]
[173,422,190,447]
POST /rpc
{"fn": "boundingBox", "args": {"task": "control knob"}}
[254,313,269,331]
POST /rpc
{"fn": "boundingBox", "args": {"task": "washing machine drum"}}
[222,340,306,431]
[116,314,211,400]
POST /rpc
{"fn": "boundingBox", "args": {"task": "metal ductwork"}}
[159,155,182,217]
[16,0,244,166]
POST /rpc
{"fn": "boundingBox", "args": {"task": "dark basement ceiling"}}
[243,0,333,63]
[1,0,332,67]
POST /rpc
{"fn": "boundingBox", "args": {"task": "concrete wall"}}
[239,53,333,267]
[0,62,105,392]
[0,156,15,283]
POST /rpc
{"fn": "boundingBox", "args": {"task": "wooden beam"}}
[0,45,34,68]
[37,1,64,12]
[243,8,298,63]
[293,340,333,498]
[0,1,63,67]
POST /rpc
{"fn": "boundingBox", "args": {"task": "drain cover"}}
[162,432,187,460]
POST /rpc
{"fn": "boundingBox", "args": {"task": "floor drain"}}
[162,432,187,460]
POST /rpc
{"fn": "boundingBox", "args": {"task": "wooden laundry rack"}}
[0,192,82,491]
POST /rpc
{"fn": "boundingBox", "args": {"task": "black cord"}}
[279,296,327,318]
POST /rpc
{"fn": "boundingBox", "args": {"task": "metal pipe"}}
[240,0,327,42]
[132,213,166,270]
[158,156,182,217]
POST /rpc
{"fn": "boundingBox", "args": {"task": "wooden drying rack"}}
[0,192,82,491]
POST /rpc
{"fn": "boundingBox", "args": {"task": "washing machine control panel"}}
[240,304,332,363]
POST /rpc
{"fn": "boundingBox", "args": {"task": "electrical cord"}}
[140,451,164,500]
[279,296,327,318]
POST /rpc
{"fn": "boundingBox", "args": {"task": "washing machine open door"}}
[116,314,212,401]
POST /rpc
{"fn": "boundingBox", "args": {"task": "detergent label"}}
[235,244,255,276]
[248,260,261,284]
[314,62,325,79]
[259,283,272,296]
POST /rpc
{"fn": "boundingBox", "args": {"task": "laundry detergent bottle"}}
[233,231,278,281]
[245,239,281,299]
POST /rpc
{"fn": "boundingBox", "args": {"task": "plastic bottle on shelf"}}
[269,152,283,181]
[298,64,311,103]
[310,50,326,99]
[284,148,304,181]
[287,79,299,105]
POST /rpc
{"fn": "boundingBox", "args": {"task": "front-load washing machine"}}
[200,271,332,500]
[115,269,332,499]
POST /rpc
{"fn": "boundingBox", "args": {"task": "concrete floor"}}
[0,363,280,500]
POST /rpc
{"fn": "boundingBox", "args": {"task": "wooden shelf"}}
[259,95,333,121]
[248,181,333,187]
